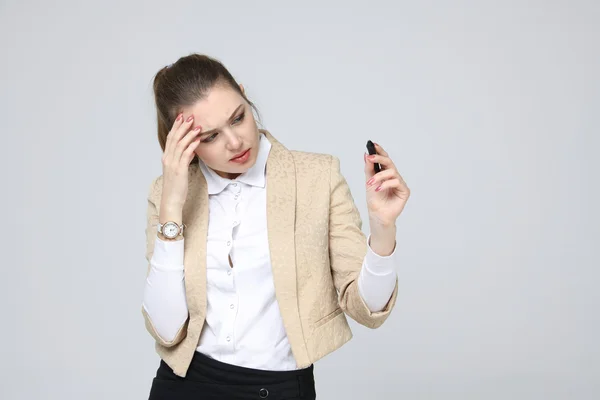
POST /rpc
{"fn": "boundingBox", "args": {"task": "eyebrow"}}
[199,104,244,137]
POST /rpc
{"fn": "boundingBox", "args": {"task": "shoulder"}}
[290,150,339,174]
[264,129,341,174]
[289,150,345,186]
[290,149,332,162]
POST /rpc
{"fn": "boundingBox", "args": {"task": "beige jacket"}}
[143,129,399,377]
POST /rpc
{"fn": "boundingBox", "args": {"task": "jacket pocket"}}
[314,307,343,330]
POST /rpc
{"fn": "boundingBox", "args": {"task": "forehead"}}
[181,85,244,129]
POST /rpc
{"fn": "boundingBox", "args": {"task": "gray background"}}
[1,0,598,398]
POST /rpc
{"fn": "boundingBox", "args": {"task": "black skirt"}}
[148,351,316,400]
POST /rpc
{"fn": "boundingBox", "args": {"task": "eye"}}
[202,133,219,143]
[232,112,245,125]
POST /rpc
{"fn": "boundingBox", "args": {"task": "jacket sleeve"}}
[328,155,399,328]
[141,176,189,347]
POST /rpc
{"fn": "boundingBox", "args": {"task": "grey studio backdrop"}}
[1,0,598,399]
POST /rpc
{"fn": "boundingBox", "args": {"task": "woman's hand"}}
[160,113,203,212]
[364,142,410,228]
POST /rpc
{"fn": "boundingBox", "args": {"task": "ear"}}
[239,83,245,95]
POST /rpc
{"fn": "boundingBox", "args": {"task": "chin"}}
[223,158,256,177]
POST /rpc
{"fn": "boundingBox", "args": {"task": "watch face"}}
[163,222,179,238]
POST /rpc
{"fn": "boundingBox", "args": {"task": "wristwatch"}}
[158,221,185,239]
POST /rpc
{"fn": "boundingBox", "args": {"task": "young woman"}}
[142,54,410,399]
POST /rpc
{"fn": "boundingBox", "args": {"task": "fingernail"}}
[367,178,375,186]
[186,115,194,122]
[193,125,202,131]
[375,186,382,192]
[176,113,182,121]
[367,155,375,160]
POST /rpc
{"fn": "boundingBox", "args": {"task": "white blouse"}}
[142,133,398,371]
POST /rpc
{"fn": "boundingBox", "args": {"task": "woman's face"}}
[180,84,261,180]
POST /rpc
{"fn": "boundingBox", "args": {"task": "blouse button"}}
[227,241,231,246]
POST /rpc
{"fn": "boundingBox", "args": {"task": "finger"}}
[182,136,202,165]
[366,169,397,188]
[169,114,195,157]
[164,113,184,157]
[366,154,396,171]
[374,178,403,192]
[166,114,195,162]
[164,114,185,161]
[373,142,389,157]
[364,152,377,180]
[175,125,203,163]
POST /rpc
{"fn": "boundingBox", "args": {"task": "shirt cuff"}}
[150,235,185,271]
[364,234,397,276]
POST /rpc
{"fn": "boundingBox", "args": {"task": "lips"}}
[230,149,249,160]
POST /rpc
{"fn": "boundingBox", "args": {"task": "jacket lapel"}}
[263,131,311,366]
[182,164,209,320]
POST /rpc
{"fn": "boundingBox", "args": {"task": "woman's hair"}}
[152,54,261,164]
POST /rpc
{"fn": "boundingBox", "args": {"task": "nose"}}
[223,130,243,150]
